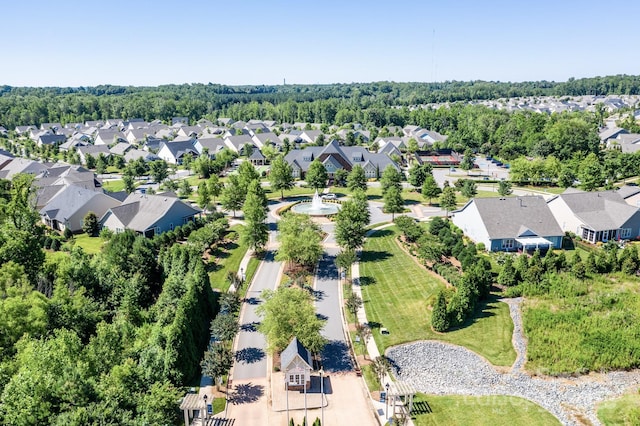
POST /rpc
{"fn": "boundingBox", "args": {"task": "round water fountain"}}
[291,190,341,216]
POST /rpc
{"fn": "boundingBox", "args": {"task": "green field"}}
[597,393,640,425]
[412,394,560,426]
[523,272,640,375]
[208,226,249,292]
[359,228,516,366]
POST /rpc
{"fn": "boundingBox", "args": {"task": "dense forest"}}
[1,74,640,130]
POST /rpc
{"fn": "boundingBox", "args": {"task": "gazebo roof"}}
[179,393,205,410]
[388,381,416,397]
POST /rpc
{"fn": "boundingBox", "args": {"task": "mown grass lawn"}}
[71,234,105,255]
[208,226,247,293]
[102,179,125,192]
[597,392,640,425]
[360,227,516,366]
[412,394,560,426]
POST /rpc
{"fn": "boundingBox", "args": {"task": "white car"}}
[322,193,336,200]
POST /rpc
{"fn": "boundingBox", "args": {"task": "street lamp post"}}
[320,369,324,426]
[240,267,245,283]
[285,380,290,426]
[385,382,390,420]
[203,394,208,423]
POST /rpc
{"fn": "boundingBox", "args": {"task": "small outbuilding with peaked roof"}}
[281,337,313,391]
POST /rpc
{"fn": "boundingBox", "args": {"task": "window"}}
[288,374,303,385]
[501,239,514,249]
[170,223,174,231]
[621,228,632,239]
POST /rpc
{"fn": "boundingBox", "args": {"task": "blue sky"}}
[1,0,638,87]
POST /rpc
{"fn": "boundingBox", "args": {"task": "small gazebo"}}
[179,392,208,426]
[387,381,417,418]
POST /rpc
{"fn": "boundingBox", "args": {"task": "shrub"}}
[63,227,73,240]
[476,242,485,251]
[50,238,61,251]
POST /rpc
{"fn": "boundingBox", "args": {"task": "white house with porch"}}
[452,196,564,252]
[547,189,640,243]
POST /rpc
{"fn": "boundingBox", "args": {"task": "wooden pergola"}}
[388,381,417,419]
[179,393,206,426]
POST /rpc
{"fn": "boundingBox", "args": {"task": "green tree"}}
[383,185,404,220]
[241,180,269,252]
[85,154,96,169]
[333,168,348,187]
[306,160,328,190]
[221,174,245,217]
[257,286,327,354]
[335,194,369,251]
[210,314,239,343]
[460,180,478,198]
[578,152,604,191]
[335,249,357,276]
[497,180,513,197]
[276,214,323,268]
[269,155,294,199]
[431,290,449,332]
[440,186,458,217]
[149,160,169,183]
[408,163,432,188]
[123,174,135,193]
[178,179,192,198]
[347,165,367,191]
[421,175,441,205]
[237,161,260,194]
[82,211,99,236]
[95,154,107,174]
[207,174,223,204]
[200,342,234,391]
[345,292,363,325]
[497,256,518,286]
[460,148,475,172]
[380,165,402,195]
[197,182,211,210]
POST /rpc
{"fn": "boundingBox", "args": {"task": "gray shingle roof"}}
[553,191,640,231]
[281,337,312,370]
[460,196,563,239]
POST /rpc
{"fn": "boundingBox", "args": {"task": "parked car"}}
[322,193,336,200]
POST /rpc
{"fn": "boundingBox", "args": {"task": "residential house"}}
[284,139,399,179]
[547,190,640,243]
[36,134,66,147]
[77,145,110,165]
[40,185,121,233]
[452,196,564,252]
[109,142,134,157]
[223,135,256,154]
[177,126,202,139]
[100,193,201,238]
[281,337,313,391]
[194,138,227,158]
[124,149,160,163]
[0,158,49,179]
[15,125,36,135]
[617,184,640,207]
[251,132,281,150]
[126,128,151,145]
[94,130,126,146]
[157,140,199,164]
[0,126,7,137]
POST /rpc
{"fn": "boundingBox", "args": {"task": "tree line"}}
[2,74,640,129]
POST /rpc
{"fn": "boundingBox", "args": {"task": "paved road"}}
[233,250,281,380]
[232,201,284,381]
[315,246,353,372]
